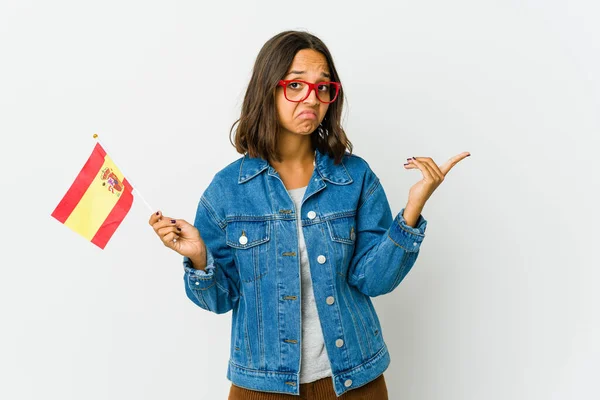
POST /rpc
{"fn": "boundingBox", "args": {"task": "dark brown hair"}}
[229,30,352,164]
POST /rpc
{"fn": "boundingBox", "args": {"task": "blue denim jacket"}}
[183,149,427,396]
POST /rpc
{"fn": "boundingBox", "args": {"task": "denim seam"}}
[348,285,373,355]
[228,360,301,375]
[192,280,217,291]
[397,217,426,237]
[200,195,226,229]
[357,178,381,211]
[340,279,367,359]
[332,343,388,377]
[391,253,411,290]
[387,232,419,253]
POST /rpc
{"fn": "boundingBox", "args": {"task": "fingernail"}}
[467,154,471,157]
[406,158,411,161]
[403,162,409,166]
[171,219,176,223]
[156,211,159,215]
[412,157,416,160]
[177,227,181,231]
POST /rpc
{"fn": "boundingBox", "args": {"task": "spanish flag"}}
[51,142,134,249]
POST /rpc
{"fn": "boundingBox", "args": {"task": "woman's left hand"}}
[404,152,471,208]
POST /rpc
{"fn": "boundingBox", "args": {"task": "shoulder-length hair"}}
[229,30,352,165]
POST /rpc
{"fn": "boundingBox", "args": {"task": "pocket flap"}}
[327,216,356,245]
[226,220,270,249]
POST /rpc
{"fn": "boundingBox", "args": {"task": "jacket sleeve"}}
[347,168,428,297]
[183,195,240,314]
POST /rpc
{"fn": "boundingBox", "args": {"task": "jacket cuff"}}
[183,249,216,288]
[388,208,427,252]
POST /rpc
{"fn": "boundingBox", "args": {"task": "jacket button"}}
[344,379,352,387]
[239,236,248,245]
[317,255,326,264]
[326,296,335,305]
[335,339,344,347]
[307,211,316,219]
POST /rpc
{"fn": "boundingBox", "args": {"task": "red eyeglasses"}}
[278,79,341,104]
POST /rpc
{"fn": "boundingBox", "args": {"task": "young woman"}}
[149,30,469,399]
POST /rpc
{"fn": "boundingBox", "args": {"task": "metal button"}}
[326,296,335,305]
[335,339,344,347]
[195,281,200,285]
[317,255,326,264]
[239,235,248,245]
[413,242,417,246]
[307,211,316,219]
[344,379,352,387]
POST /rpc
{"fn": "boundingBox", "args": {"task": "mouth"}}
[297,110,318,119]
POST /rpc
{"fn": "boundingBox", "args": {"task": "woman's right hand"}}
[148,211,207,267]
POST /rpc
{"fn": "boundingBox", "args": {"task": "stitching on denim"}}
[347,282,373,354]
[200,196,226,230]
[357,178,381,211]
[197,291,210,310]
[332,344,388,376]
[391,252,413,289]
[397,217,426,237]
[194,280,216,291]
[387,232,418,253]
[228,360,300,375]
[318,220,352,368]
[339,280,367,359]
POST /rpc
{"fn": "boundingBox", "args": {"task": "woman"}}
[149,30,469,399]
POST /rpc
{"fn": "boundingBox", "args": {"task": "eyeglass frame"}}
[277,79,342,104]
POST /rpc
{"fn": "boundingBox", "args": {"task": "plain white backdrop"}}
[1,1,599,399]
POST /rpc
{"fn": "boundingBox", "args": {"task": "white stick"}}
[93,134,155,213]
[133,187,154,213]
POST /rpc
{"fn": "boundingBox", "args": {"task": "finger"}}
[408,158,434,181]
[416,157,444,181]
[157,225,181,237]
[148,210,162,226]
[419,159,438,181]
[152,216,179,233]
[439,152,471,176]
[162,231,180,247]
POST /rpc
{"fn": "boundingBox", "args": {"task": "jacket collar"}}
[238,148,353,185]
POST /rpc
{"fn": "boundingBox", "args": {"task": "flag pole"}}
[93,134,155,213]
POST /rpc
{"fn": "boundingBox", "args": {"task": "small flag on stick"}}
[51,141,134,249]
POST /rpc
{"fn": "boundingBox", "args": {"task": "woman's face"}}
[275,49,331,138]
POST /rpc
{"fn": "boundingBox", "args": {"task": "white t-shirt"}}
[287,185,332,383]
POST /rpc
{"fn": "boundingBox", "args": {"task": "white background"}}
[1,1,599,399]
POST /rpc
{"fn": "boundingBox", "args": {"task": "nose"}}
[303,86,320,105]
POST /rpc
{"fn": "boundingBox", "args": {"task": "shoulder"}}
[213,155,246,181]
[342,151,379,181]
[200,155,245,202]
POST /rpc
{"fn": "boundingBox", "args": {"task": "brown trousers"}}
[228,373,388,400]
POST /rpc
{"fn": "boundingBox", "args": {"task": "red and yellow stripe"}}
[52,143,134,249]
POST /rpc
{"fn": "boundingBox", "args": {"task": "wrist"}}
[189,248,208,271]
[403,202,424,228]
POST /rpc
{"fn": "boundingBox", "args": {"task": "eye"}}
[318,82,331,91]
[288,81,304,90]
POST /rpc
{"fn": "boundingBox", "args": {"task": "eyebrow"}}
[286,70,331,79]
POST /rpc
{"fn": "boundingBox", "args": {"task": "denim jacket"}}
[182,148,427,396]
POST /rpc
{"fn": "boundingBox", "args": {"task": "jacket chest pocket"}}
[326,216,356,274]
[226,220,270,283]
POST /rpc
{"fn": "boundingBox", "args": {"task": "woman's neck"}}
[270,135,315,169]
